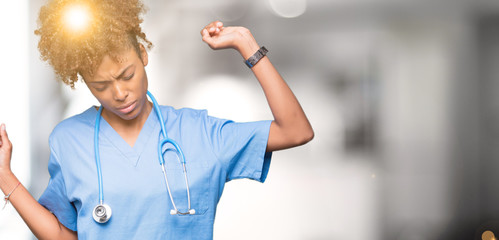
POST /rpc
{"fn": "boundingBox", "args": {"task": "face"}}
[84,45,149,122]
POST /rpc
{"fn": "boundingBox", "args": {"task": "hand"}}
[0,124,13,174]
[201,21,260,59]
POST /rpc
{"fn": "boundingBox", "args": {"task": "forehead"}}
[96,48,138,74]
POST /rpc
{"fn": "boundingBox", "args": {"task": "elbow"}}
[294,126,314,147]
[271,121,314,150]
[302,127,315,144]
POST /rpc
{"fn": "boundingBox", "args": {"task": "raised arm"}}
[0,124,76,240]
[201,21,314,152]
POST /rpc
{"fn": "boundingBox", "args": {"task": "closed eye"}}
[95,86,106,91]
[123,73,134,80]
[92,82,108,91]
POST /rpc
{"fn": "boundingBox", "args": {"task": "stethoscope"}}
[92,91,195,224]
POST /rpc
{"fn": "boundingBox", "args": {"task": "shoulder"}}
[49,106,96,145]
[159,105,232,135]
[160,105,212,122]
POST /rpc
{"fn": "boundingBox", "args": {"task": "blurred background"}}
[1,0,499,239]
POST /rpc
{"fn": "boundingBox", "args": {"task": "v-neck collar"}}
[90,106,158,167]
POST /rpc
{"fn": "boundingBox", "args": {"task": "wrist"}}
[234,29,260,60]
[244,46,268,68]
[0,170,17,194]
[0,167,12,178]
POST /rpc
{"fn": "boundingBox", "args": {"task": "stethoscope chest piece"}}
[92,91,195,224]
[93,203,112,223]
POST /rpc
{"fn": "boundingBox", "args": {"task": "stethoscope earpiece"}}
[93,203,112,223]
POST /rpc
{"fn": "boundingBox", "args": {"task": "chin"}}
[123,103,146,121]
[121,111,140,121]
[120,114,137,121]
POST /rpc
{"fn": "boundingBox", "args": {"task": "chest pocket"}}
[162,146,211,216]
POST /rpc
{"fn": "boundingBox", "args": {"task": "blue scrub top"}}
[38,105,272,239]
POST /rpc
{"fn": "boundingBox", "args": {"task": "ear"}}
[139,44,148,67]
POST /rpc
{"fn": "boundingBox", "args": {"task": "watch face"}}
[245,47,268,68]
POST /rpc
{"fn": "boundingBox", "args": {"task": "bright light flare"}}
[482,230,496,240]
[269,0,307,18]
[63,4,92,34]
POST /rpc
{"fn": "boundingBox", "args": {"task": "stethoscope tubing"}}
[148,91,192,214]
[93,91,195,223]
[94,107,104,205]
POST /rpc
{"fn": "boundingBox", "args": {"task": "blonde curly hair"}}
[35,0,153,88]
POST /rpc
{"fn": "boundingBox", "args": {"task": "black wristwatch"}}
[245,46,268,68]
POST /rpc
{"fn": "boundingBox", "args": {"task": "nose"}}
[112,83,128,102]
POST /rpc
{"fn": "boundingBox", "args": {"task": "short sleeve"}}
[38,144,77,231]
[206,115,272,183]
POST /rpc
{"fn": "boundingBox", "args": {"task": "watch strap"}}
[245,46,268,68]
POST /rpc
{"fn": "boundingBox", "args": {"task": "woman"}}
[0,0,313,239]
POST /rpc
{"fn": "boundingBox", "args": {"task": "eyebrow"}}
[90,64,134,84]
[112,65,134,79]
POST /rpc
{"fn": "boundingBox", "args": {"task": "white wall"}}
[0,1,32,239]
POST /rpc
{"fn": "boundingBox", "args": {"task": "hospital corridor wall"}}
[2,0,499,239]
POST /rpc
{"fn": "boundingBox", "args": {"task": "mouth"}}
[117,101,136,115]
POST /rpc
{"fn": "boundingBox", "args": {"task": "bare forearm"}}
[238,41,314,151]
[201,22,314,151]
[0,171,76,240]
